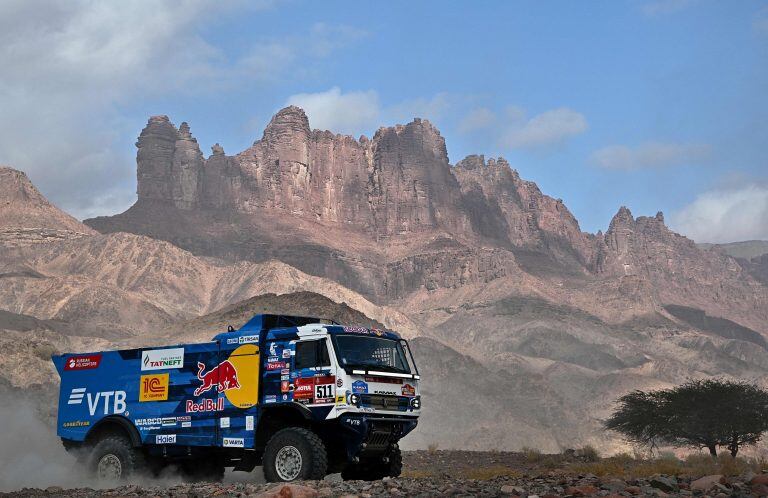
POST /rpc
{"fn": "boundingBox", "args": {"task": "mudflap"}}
[338,414,417,462]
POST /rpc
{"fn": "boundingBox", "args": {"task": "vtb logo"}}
[68,388,126,416]
[140,374,169,402]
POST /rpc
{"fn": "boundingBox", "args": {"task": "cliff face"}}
[85,107,768,335]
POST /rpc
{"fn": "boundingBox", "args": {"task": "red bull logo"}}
[194,360,241,396]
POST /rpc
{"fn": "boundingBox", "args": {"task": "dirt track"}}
[3,450,767,497]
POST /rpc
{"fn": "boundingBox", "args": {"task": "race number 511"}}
[315,384,333,399]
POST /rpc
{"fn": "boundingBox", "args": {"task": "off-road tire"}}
[262,427,327,482]
[341,445,402,481]
[87,435,145,482]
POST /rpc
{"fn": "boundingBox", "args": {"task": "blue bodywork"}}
[53,314,417,462]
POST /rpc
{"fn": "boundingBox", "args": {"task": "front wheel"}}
[87,435,145,482]
[262,427,327,482]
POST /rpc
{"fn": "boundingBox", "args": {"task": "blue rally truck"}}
[53,314,421,482]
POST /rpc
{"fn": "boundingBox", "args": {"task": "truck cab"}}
[53,314,421,482]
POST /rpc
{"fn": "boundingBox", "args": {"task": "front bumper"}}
[338,413,418,461]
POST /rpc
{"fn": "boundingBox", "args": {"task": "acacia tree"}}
[605,379,768,457]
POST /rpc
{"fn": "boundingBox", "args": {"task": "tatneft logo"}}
[141,348,184,371]
[68,388,127,416]
[223,437,244,448]
[156,434,176,444]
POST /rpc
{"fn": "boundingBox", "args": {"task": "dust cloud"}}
[0,400,86,491]
[0,398,265,491]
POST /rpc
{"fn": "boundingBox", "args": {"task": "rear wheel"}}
[342,445,402,481]
[263,427,327,482]
[87,435,145,482]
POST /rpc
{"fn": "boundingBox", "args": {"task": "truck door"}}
[216,343,260,449]
[292,338,336,407]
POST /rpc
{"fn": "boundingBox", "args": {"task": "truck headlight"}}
[411,396,421,410]
[348,393,360,406]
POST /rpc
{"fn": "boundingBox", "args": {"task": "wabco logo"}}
[68,388,127,416]
[141,348,184,371]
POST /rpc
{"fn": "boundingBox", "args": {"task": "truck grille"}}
[359,394,409,411]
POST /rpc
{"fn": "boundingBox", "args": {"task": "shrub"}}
[578,445,600,462]
[521,446,543,462]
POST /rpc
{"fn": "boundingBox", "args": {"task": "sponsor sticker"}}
[186,398,224,413]
[402,383,416,396]
[314,379,335,403]
[68,388,126,416]
[220,417,230,428]
[281,380,290,393]
[294,376,335,403]
[139,373,169,402]
[282,349,291,359]
[64,355,101,371]
[223,437,244,448]
[336,378,343,387]
[246,415,254,431]
[293,378,313,401]
[194,360,240,396]
[62,420,90,428]
[227,335,259,345]
[352,380,368,394]
[264,395,277,404]
[181,421,191,428]
[281,368,290,375]
[266,361,286,370]
[156,434,176,444]
[343,326,369,334]
[142,348,184,371]
[374,390,397,395]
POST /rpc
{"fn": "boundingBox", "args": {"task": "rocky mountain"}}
[0,166,94,246]
[86,108,768,334]
[3,106,768,453]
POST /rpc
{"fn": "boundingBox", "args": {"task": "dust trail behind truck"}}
[53,314,421,482]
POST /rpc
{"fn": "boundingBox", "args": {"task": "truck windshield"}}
[334,335,411,374]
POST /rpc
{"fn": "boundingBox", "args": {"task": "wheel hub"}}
[97,453,122,480]
[275,445,302,481]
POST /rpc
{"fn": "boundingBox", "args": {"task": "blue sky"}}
[2,0,767,242]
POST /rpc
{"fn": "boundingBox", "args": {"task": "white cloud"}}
[286,87,381,136]
[670,184,768,243]
[591,142,711,171]
[0,3,359,219]
[458,108,496,134]
[500,108,588,149]
[285,88,455,137]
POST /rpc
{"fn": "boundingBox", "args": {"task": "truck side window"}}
[295,340,331,369]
